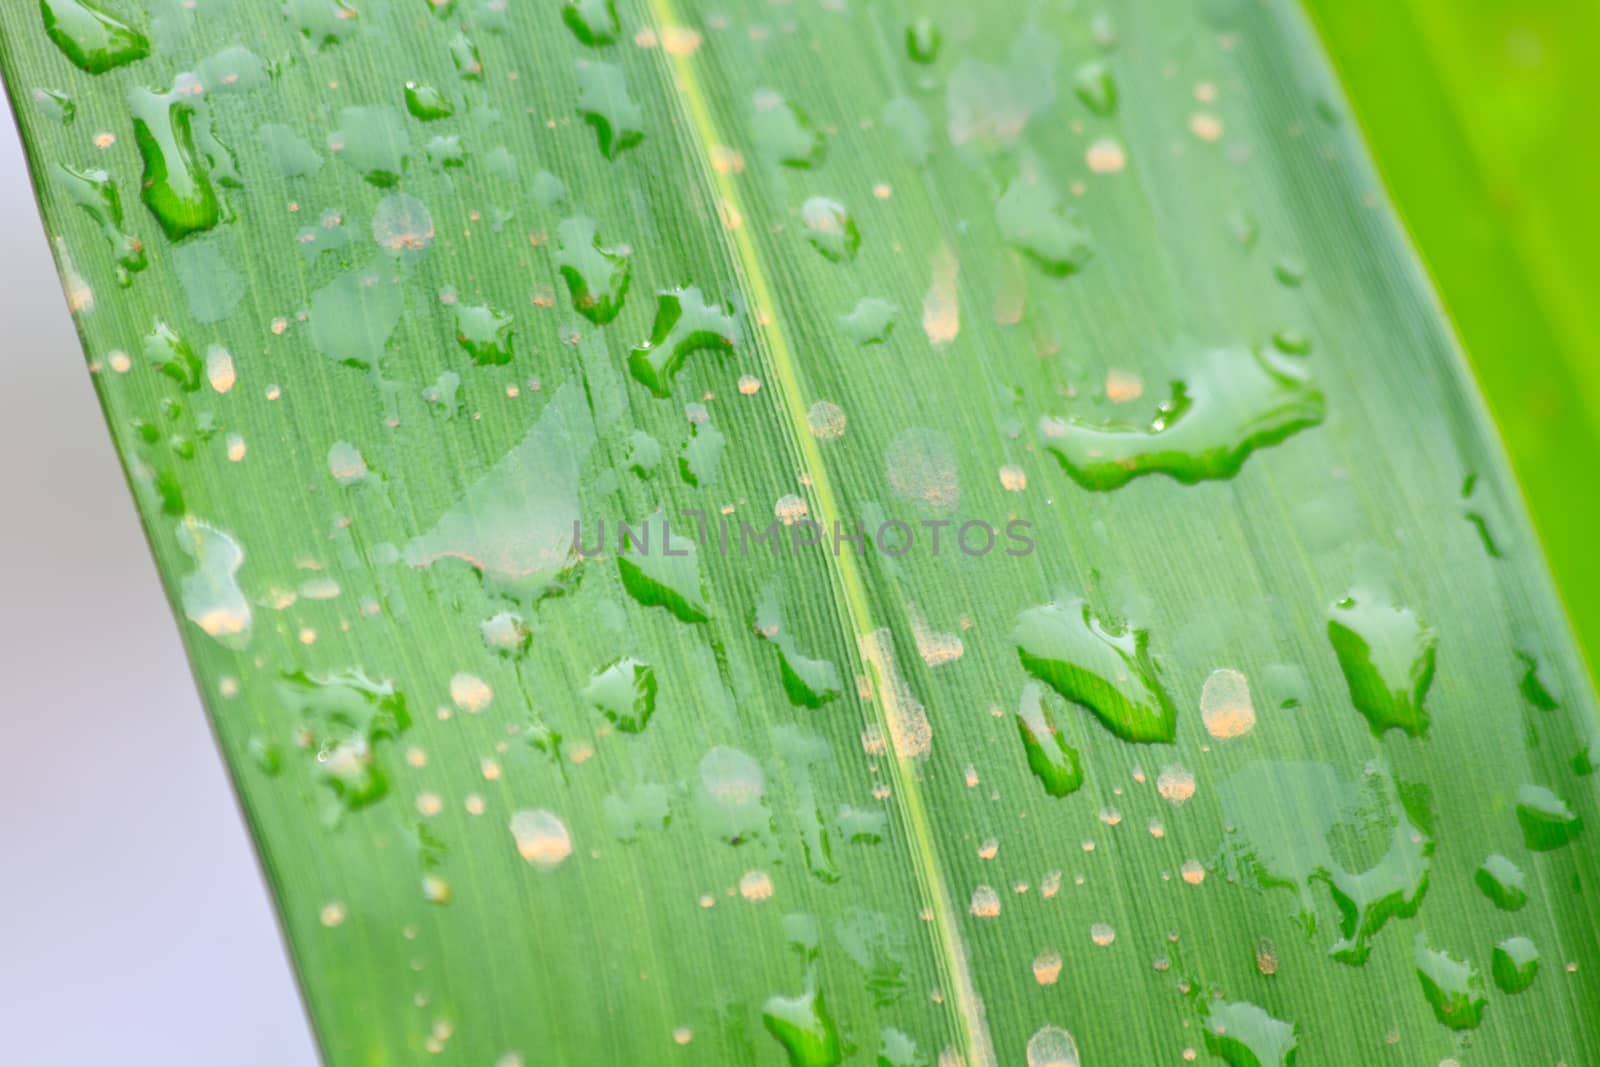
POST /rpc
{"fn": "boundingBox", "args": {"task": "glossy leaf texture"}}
[4,1,1599,1065]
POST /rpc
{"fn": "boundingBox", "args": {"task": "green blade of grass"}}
[3,1,1598,1065]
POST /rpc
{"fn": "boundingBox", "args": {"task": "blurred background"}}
[1,0,1596,1063]
[0,107,318,1065]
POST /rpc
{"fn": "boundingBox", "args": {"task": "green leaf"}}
[3,1,1598,1065]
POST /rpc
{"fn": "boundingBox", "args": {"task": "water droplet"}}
[143,319,203,390]
[1516,784,1581,850]
[906,18,940,64]
[510,809,573,868]
[176,517,251,648]
[283,669,410,812]
[628,287,737,397]
[583,658,657,732]
[1073,61,1116,116]
[31,87,77,125]
[1415,937,1487,1030]
[1474,853,1527,911]
[130,87,223,239]
[53,164,145,283]
[616,511,709,622]
[329,106,410,186]
[754,589,842,708]
[1202,1000,1298,1066]
[1089,922,1115,946]
[1032,950,1062,985]
[762,989,843,1067]
[555,215,631,324]
[576,60,643,159]
[878,1028,927,1067]
[327,440,368,485]
[1222,762,1430,965]
[698,745,769,844]
[372,193,434,256]
[947,32,1058,150]
[283,0,360,47]
[259,123,322,178]
[1199,667,1256,739]
[41,0,149,74]
[996,177,1091,276]
[405,383,592,601]
[969,884,1001,918]
[1041,347,1324,489]
[806,401,847,440]
[839,297,896,345]
[1026,1026,1079,1067]
[800,197,859,263]
[1013,599,1177,743]
[1327,587,1437,737]
[404,81,453,121]
[753,88,826,168]
[562,0,618,45]
[1491,935,1539,993]
[310,266,403,368]
[454,303,515,365]
[886,428,960,511]
[1015,682,1084,796]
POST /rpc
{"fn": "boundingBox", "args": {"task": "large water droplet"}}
[329,106,410,186]
[583,658,657,732]
[1041,347,1324,489]
[562,0,618,45]
[1326,587,1436,737]
[555,215,630,324]
[628,287,737,397]
[800,197,859,263]
[1474,853,1527,910]
[143,319,203,390]
[510,809,573,868]
[1516,783,1581,850]
[1201,1000,1297,1067]
[454,303,515,365]
[176,517,251,648]
[616,511,709,622]
[753,89,826,168]
[1025,1026,1080,1067]
[53,163,145,284]
[1221,761,1430,965]
[130,87,222,240]
[1015,681,1084,796]
[41,0,149,74]
[763,990,842,1067]
[838,297,896,345]
[1013,599,1176,743]
[1415,937,1487,1030]
[404,81,453,121]
[576,60,643,159]
[1491,935,1539,994]
[996,177,1091,276]
[310,266,403,368]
